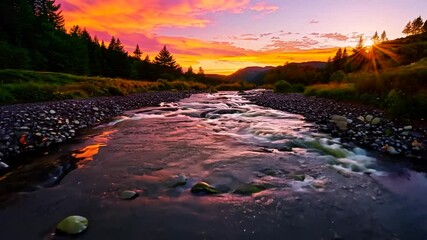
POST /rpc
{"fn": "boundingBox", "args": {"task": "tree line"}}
[0,0,205,81]
[402,16,427,36]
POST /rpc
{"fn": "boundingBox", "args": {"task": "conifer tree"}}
[380,31,388,42]
[342,48,348,58]
[403,21,412,36]
[412,16,424,35]
[133,44,142,59]
[353,36,365,53]
[333,48,343,62]
[154,45,178,69]
[33,0,65,31]
[371,31,379,44]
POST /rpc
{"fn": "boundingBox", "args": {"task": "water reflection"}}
[0,130,115,200]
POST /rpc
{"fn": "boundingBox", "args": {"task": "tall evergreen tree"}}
[154,46,178,69]
[342,48,348,58]
[133,44,142,59]
[333,48,343,62]
[353,36,365,53]
[380,31,388,42]
[403,21,413,36]
[33,0,65,31]
[412,16,424,35]
[371,31,379,44]
[423,20,427,33]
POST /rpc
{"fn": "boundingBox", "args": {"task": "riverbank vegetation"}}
[263,16,427,118]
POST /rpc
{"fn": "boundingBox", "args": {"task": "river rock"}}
[365,115,373,122]
[191,182,219,194]
[371,117,381,125]
[119,190,139,200]
[56,215,88,235]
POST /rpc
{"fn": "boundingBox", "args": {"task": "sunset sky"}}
[58,0,427,74]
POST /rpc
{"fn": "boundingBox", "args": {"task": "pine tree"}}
[197,67,206,82]
[33,0,65,31]
[403,21,412,36]
[423,20,427,33]
[380,31,388,42]
[342,48,348,58]
[353,36,365,53]
[371,31,379,44]
[333,48,343,62]
[412,16,424,35]
[133,44,142,59]
[154,45,178,69]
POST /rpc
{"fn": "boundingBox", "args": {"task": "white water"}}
[107,91,382,178]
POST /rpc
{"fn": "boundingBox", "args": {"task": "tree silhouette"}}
[380,31,388,42]
[33,0,65,31]
[371,31,379,44]
[403,21,413,36]
[353,36,365,53]
[154,46,178,69]
[133,44,142,59]
[412,16,424,35]
[342,48,348,58]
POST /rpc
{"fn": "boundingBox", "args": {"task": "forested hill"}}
[0,0,197,81]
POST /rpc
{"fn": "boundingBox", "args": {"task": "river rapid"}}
[1,91,426,239]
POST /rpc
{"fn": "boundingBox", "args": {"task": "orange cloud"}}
[60,0,257,33]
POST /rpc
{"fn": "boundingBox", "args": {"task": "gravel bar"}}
[0,91,190,169]
[245,91,426,160]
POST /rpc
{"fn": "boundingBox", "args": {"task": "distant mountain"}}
[289,61,327,69]
[226,66,275,84]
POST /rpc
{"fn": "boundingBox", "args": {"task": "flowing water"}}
[1,91,427,239]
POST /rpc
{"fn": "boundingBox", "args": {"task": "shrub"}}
[274,80,291,93]
[386,89,407,116]
[330,70,347,83]
[290,83,305,93]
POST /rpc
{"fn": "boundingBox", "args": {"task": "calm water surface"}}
[1,91,426,239]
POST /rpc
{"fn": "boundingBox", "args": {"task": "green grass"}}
[0,69,210,104]
[303,59,427,118]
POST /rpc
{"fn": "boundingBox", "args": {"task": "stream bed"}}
[0,91,426,239]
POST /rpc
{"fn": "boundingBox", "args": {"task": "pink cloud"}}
[250,2,279,13]
[320,33,349,41]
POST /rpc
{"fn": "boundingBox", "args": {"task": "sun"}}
[365,39,374,48]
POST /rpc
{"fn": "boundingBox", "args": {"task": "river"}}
[0,91,426,239]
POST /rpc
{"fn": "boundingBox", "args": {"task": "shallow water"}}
[1,91,427,239]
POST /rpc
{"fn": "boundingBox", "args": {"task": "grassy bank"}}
[0,69,211,104]
[303,59,427,118]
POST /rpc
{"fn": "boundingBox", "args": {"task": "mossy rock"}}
[233,183,267,195]
[56,215,88,235]
[371,117,381,125]
[191,182,219,194]
[293,175,305,181]
[119,190,139,200]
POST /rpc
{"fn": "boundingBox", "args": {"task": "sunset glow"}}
[57,0,427,74]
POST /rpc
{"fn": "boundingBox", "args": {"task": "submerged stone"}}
[191,182,219,194]
[233,183,266,195]
[119,190,139,200]
[56,215,88,235]
[293,175,305,181]
[168,175,188,188]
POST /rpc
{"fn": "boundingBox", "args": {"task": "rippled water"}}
[0,91,426,239]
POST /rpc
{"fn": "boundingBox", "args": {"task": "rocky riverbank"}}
[245,91,426,160]
[0,91,190,169]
